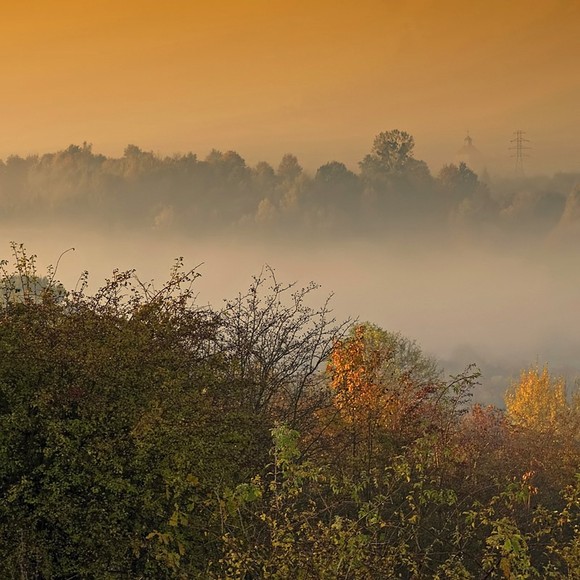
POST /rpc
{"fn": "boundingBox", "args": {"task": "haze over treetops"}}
[1,0,578,173]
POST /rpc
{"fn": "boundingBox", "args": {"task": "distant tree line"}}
[1,132,579,240]
[0,245,578,577]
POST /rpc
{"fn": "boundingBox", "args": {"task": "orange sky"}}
[1,0,579,174]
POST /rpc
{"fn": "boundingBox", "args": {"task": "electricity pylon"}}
[509,130,531,176]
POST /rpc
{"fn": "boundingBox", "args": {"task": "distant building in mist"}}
[455,133,486,176]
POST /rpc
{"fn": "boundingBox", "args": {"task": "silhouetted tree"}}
[277,153,302,182]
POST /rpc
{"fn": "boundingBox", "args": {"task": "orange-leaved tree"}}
[326,323,445,468]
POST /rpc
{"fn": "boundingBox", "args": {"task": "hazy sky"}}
[1,0,579,174]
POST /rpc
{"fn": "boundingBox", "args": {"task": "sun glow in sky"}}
[1,0,579,173]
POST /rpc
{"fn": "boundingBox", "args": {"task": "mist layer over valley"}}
[2,132,579,406]
[3,3,580,574]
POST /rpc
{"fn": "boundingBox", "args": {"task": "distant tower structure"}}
[509,130,531,176]
[455,131,485,174]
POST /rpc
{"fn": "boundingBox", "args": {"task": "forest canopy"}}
[0,132,578,242]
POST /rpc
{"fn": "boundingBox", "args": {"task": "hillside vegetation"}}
[0,245,578,578]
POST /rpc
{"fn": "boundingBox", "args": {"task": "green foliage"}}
[0,245,268,577]
[0,245,577,577]
[215,427,579,579]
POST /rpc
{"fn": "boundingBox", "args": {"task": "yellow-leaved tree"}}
[505,366,568,433]
[504,366,580,503]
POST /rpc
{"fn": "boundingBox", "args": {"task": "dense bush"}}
[0,245,577,578]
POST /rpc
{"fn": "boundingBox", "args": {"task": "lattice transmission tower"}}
[509,130,531,176]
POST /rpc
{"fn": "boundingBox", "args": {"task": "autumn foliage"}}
[0,247,578,577]
[506,365,569,432]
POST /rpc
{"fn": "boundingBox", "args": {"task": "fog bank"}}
[3,223,579,406]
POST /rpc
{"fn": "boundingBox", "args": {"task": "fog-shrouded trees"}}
[2,131,579,242]
[314,161,360,200]
[277,153,303,183]
[437,162,480,205]
[358,130,437,228]
[360,130,416,175]
[359,130,432,184]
